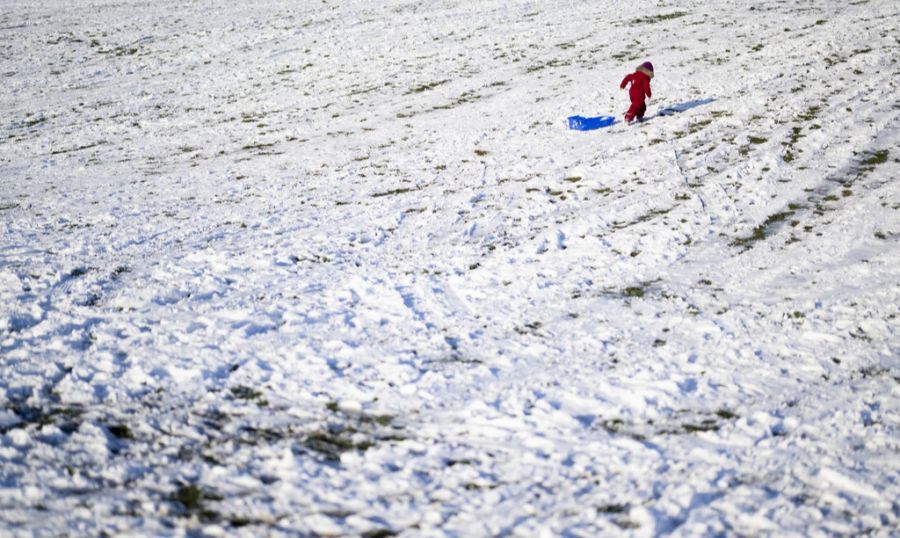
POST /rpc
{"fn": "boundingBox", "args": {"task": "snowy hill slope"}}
[1,0,898,535]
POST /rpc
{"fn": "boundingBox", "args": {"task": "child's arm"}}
[620,74,633,89]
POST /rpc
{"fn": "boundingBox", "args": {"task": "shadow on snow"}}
[655,98,716,118]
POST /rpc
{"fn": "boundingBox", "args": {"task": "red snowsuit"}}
[620,67,653,122]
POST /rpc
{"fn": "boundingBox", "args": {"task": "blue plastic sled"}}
[567,115,616,131]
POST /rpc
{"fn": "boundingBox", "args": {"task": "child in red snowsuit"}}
[620,62,654,123]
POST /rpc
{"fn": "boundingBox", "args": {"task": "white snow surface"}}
[1,0,899,535]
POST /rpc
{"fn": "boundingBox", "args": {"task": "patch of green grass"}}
[173,484,223,520]
[824,55,844,68]
[623,286,645,298]
[515,321,544,336]
[4,405,84,434]
[525,58,572,73]
[241,142,277,152]
[614,518,642,529]
[861,149,888,167]
[715,409,737,420]
[682,419,720,433]
[765,211,795,225]
[98,46,139,56]
[50,141,105,156]
[372,187,414,198]
[601,418,625,433]
[634,11,688,24]
[230,385,263,400]
[230,385,268,407]
[431,89,484,111]
[731,210,796,248]
[797,105,822,122]
[406,79,449,94]
[689,119,713,134]
[732,225,765,247]
[23,116,47,128]
[786,126,805,146]
[372,415,394,427]
[303,430,375,460]
[108,424,133,440]
[301,405,404,461]
[277,64,312,75]
[175,485,204,510]
[611,207,673,230]
[597,504,628,514]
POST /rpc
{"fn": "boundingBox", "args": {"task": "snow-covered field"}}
[1,0,899,535]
